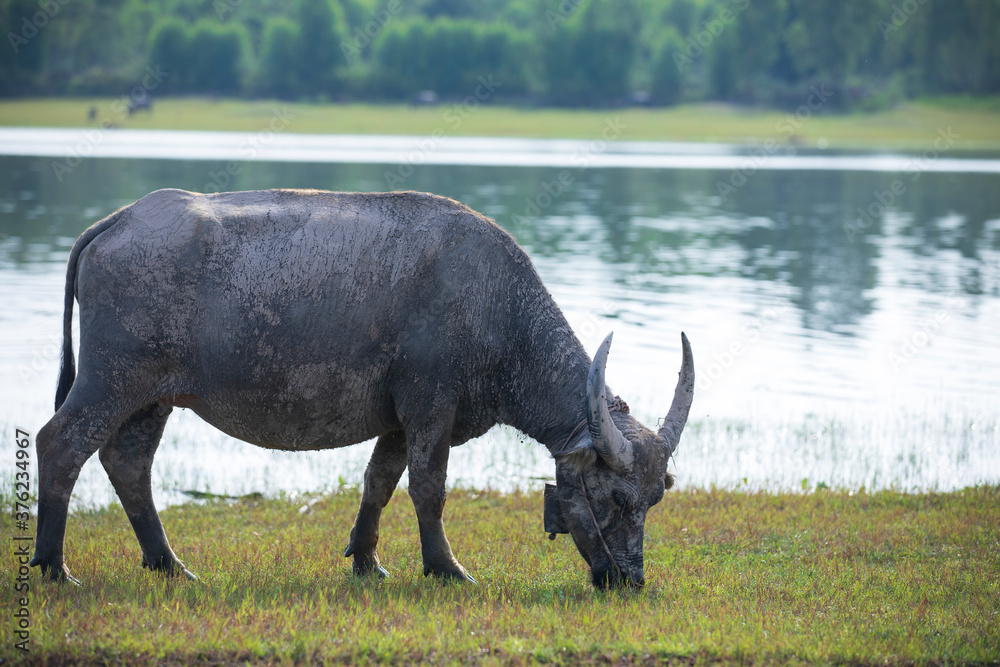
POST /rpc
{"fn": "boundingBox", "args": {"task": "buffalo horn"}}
[586,332,634,474]
[657,332,695,458]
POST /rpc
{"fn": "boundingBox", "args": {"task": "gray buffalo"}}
[31,188,694,590]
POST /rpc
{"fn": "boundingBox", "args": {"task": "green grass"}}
[2,97,1000,149]
[3,486,997,665]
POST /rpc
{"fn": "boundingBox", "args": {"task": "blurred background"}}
[1,0,998,107]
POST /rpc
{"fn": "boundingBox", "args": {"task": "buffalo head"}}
[548,332,694,590]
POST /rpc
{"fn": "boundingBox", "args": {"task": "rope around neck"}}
[559,396,629,585]
[578,470,622,584]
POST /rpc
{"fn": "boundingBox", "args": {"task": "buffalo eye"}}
[611,488,630,508]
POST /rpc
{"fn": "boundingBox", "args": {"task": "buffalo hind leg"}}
[405,406,474,583]
[99,402,195,580]
[344,430,407,577]
[31,392,128,583]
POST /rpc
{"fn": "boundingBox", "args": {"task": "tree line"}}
[2,0,998,109]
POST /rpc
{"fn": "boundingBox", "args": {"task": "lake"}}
[1,129,998,508]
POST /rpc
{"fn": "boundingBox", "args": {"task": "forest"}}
[2,0,998,109]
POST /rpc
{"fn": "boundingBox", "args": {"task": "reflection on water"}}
[1,153,998,505]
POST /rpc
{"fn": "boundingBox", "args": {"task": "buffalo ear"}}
[554,443,597,472]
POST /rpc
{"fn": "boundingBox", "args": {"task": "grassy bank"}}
[2,97,1000,149]
[3,486,997,665]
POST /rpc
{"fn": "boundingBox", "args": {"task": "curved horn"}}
[657,332,695,458]
[586,332,634,474]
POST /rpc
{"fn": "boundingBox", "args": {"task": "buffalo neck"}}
[497,311,592,456]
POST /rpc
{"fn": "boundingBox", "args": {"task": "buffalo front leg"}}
[99,402,195,580]
[344,430,407,577]
[405,411,474,583]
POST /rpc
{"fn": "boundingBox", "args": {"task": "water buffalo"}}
[31,188,694,589]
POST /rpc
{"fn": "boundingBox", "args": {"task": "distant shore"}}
[1,96,999,151]
[5,127,1000,172]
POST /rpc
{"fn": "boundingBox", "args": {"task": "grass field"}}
[3,486,997,665]
[2,97,1000,149]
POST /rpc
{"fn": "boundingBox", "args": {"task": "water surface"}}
[1,137,997,507]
